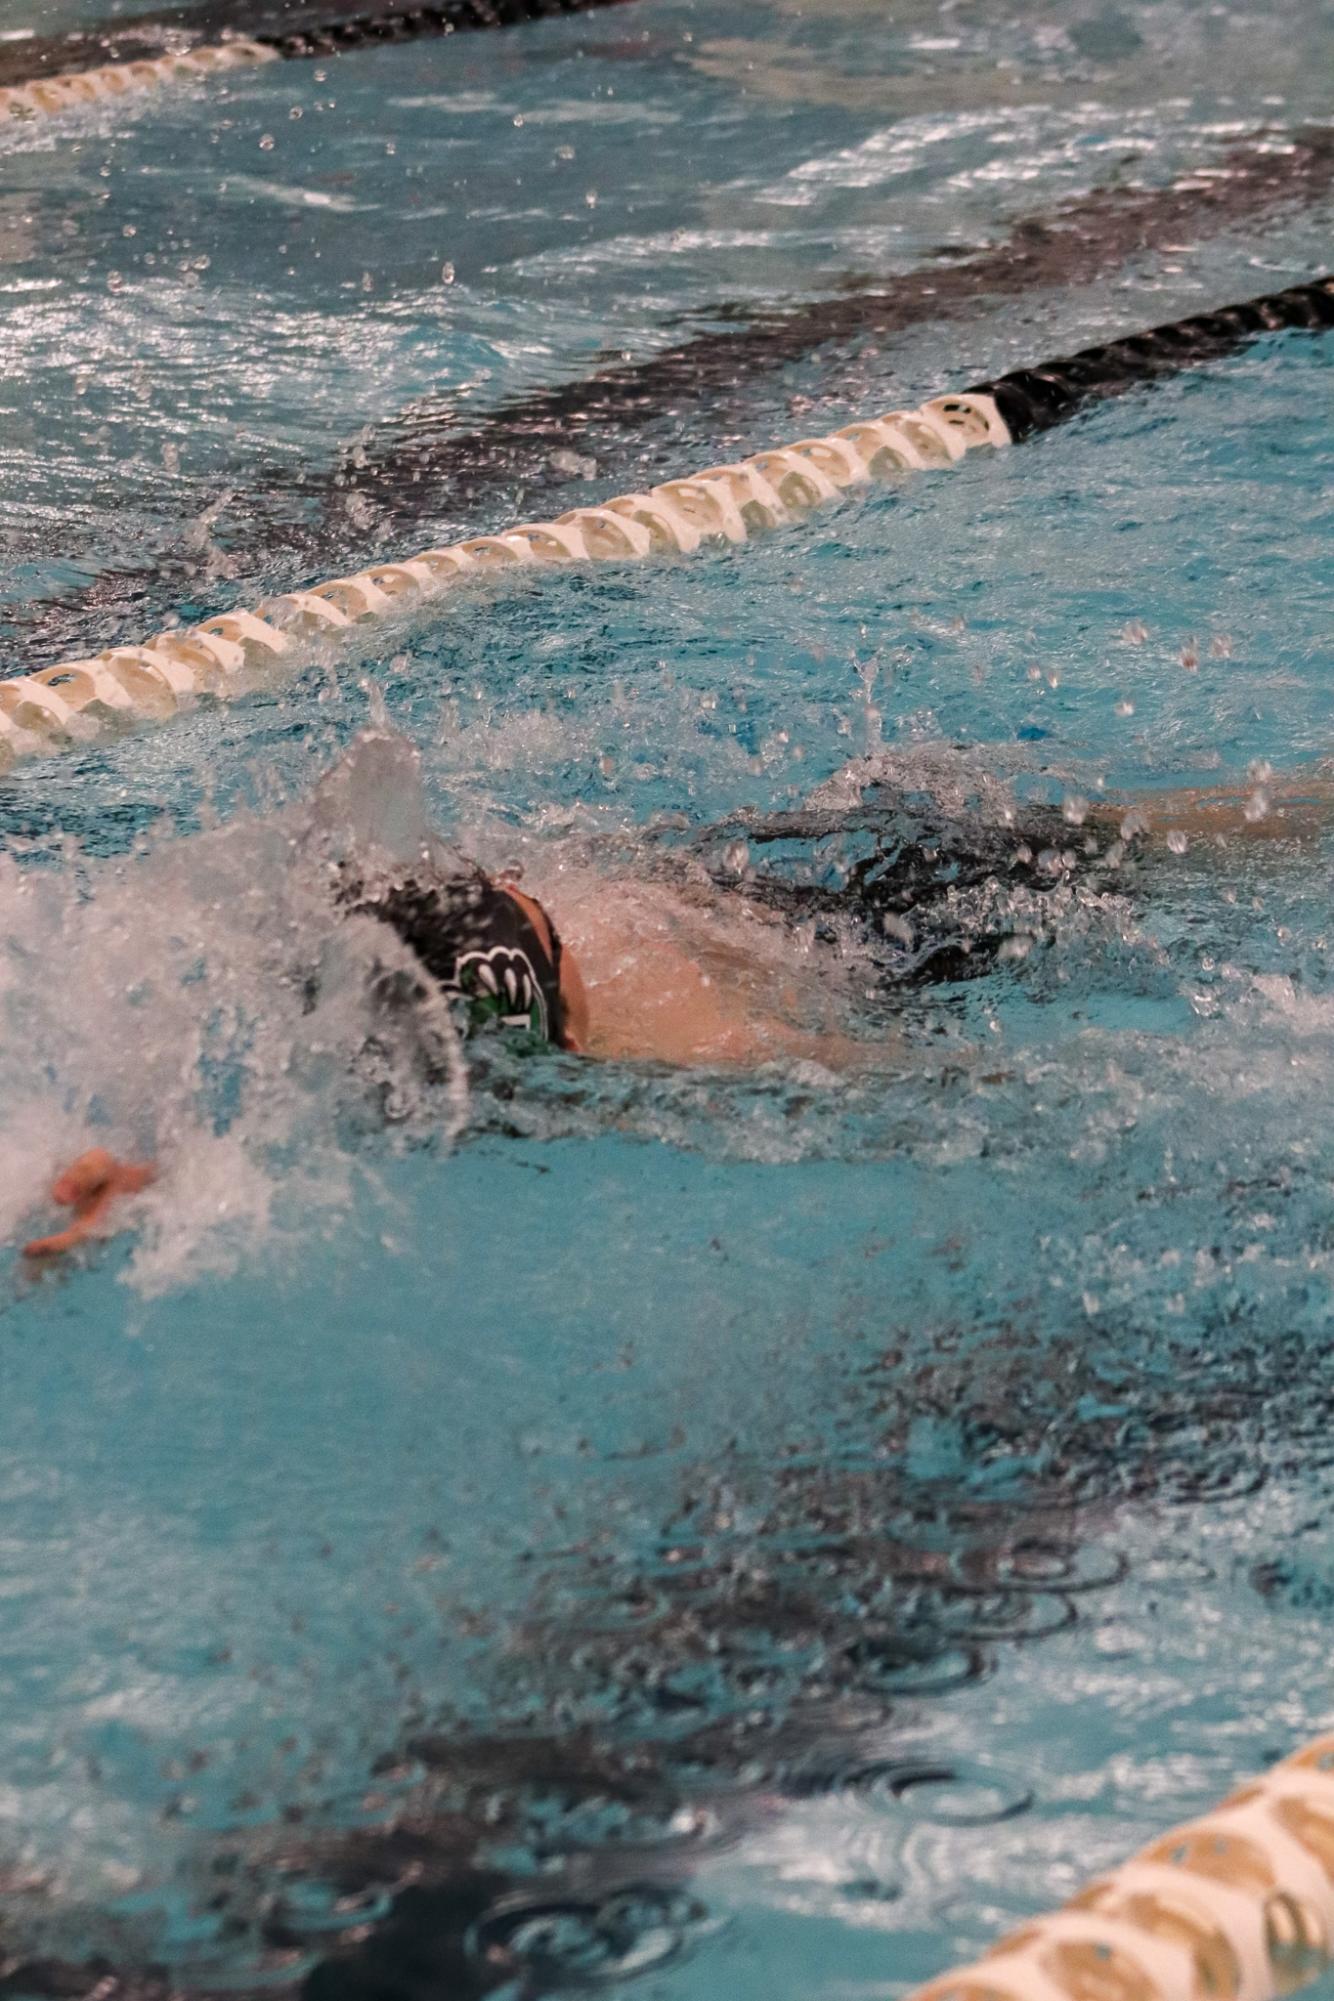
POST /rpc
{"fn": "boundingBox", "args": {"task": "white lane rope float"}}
[0,275,1329,774]
[907,1730,1334,2001]
[0,38,280,122]
[0,0,639,126]
[0,39,278,122]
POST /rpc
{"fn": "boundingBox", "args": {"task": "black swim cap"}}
[347,870,566,1047]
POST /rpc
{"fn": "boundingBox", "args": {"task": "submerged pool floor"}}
[0,0,1333,1996]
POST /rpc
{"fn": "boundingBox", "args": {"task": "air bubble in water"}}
[1061,795,1088,827]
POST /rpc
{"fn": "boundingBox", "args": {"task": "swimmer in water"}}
[21,753,1331,1258]
[22,854,846,1257]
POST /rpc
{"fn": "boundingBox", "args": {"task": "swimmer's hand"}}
[23,1149,156,1259]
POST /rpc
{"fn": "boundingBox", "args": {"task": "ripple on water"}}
[802,1757,1034,1828]
[482,1781,719,1862]
[266,1878,396,1944]
[468,1884,713,1988]
[840,1637,992,1698]
[959,1538,1129,1595]
[947,1588,1079,1644]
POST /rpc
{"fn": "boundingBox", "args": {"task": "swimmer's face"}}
[498,883,591,1055]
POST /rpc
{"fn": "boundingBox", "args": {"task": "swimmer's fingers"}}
[53,1153,155,1209]
[49,1147,118,1207]
[22,1220,94,1259]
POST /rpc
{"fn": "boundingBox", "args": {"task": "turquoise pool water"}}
[0,1,1333,1996]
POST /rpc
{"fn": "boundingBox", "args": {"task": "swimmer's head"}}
[348,867,588,1053]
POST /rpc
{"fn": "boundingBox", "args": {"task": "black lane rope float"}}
[258,0,641,62]
[970,274,1334,438]
[13,130,1334,668]
[0,273,1329,769]
[0,0,639,117]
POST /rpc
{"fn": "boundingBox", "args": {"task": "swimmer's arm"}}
[579,932,924,1073]
[1090,765,1334,848]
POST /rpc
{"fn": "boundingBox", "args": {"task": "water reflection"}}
[0,1274,1314,1999]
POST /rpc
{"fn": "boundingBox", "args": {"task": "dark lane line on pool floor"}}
[0,1292,1319,2001]
[10,124,1334,669]
[0,0,643,93]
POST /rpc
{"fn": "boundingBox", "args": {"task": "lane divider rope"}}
[0,275,1329,773]
[0,38,277,121]
[0,0,637,124]
[907,1730,1334,2001]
